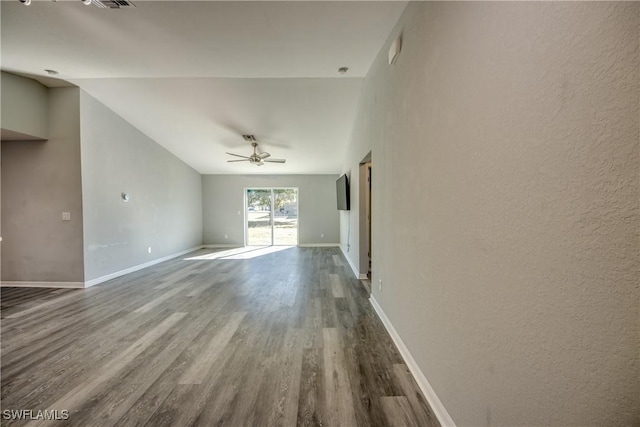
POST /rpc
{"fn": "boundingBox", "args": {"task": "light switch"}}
[61,212,71,221]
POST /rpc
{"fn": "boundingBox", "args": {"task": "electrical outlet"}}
[224,234,228,240]
[147,247,152,254]
[320,233,324,239]
[379,278,383,292]
[61,212,71,221]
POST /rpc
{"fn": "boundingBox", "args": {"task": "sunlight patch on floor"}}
[184,246,295,261]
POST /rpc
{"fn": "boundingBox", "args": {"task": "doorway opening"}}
[246,188,298,246]
[359,153,372,279]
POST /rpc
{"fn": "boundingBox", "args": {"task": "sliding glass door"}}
[246,189,273,246]
[273,189,298,245]
[246,188,298,246]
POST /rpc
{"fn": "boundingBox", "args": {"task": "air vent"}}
[91,0,135,8]
[242,135,257,142]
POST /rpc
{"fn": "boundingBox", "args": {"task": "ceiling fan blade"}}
[226,152,249,159]
[227,159,250,162]
[258,152,271,159]
[263,158,286,163]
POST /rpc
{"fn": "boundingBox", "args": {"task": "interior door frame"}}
[244,187,299,246]
[358,152,372,280]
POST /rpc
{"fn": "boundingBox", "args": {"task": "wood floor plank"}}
[265,328,304,426]
[219,310,291,426]
[1,305,178,395]
[323,327,358,427]
[302,297,323,349]
[75,307,225,426]
[321,289,338,328]
[22,312,187,427]
[152,312,273,426]
[133,285,188,314]
[393,364,440,427]
[1,247,438,427]
[111,294,236,426]
[5,289,89,320]
[185,277,217,297]
[297,346,326,426]
[381,396,421,427]
[331,273,345,298]
[178,310,246,384]
[152,261,203,290]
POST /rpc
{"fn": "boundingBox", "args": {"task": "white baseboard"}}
[84,245,203,288]
[0,281,84,289]
[370,295,456,427]
[339,245,360,278]
[202,244,242,248]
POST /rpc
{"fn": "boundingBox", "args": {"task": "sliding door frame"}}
[244,187,299,246]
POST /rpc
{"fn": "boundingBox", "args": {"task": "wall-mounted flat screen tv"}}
[336,174,350,211]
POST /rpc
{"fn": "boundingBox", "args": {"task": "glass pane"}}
[273,189,298,245]
[246,189,272,246]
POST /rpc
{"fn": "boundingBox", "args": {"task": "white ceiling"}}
[1,1,406,174]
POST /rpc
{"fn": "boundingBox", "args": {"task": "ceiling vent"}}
[90,0,135,8]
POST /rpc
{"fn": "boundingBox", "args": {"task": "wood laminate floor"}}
[1,247,438,427]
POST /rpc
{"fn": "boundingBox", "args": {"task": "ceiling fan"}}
[226,135,286,166]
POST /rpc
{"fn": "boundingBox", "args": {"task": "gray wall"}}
[202,175,339,246]
[1,71,48,140]
[342,2,639,425]
[80,91,203,282]
[1,88,84,282]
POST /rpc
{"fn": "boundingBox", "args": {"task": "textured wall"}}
[0,71,48,140]
[343,2,639,425]
[1,88,84,282]
[202,174,339,246]
[80,91,203,282]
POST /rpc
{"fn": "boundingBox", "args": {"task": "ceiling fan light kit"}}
[226,136,286,167]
